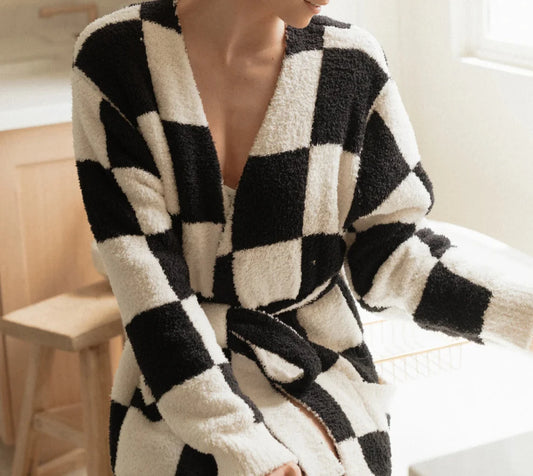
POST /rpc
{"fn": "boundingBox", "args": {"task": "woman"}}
[71,0,533,474]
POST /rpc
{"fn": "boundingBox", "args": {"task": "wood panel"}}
[0,121,123,467]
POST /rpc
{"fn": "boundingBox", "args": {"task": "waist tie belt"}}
[196,273,342,393]
[225,306,323,394]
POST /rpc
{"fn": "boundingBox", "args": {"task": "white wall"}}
[347,0,533,256]
[322,0,357,24]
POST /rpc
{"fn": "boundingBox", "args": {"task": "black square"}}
[414,261,491,342]
[312,15,352,29]
[415,227,453,259]
[130,386,161,422]
[101,99,160,177]
[74,19,157,124]
[109,401,128,471]
[413,162,435,212]
[163,121,225,224]
[76,159,143,242]
[175,444,217,475]
[358,431,392,476]
[312,48,388,150]
[145,229,194,301]
[311,342,340,373]
[232,148,309,250]
[286,21,324,57]
[212,253,240,306]
[347,111,412,222]
[346,221,416,298]
[294,382,355,442]
[125,300,215,400]
[140,0,180,33]
[341,342,379,384]
[299,234,346,298]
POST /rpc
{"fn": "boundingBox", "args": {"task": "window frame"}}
[463,0,533,71]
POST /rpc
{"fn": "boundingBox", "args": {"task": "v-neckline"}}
[171,0,292,215]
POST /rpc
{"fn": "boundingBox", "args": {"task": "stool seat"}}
[0,280,123,352]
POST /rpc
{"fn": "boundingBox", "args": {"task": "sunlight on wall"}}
[486,0,533,46]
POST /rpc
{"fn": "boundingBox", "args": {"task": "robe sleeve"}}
[343,44,533,354]
[71,69,299,476]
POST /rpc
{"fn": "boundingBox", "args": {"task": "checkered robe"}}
[71,0,533,475]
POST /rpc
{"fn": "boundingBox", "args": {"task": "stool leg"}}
[29,437,41,476]
[79,342,113,476]
[11,344,55,476]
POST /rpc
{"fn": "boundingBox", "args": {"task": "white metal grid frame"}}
[362,314,469,385]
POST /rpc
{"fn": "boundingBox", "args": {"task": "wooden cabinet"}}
[0,122,123,466]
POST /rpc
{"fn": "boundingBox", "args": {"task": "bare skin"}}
[175,1,338,474]
[178,14,285,189]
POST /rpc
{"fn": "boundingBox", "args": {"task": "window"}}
[464,0,533,70]
[485,0,533,47]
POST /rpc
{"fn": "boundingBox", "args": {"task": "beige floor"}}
[0,441,86,476]
[0,441,13,476]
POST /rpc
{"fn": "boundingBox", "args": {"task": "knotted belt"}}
[225,306,322,394]
[219,276,339,395]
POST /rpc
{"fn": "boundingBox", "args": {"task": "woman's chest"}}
[192,56,284,191]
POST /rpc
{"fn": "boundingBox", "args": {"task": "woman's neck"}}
[174,0,286,66]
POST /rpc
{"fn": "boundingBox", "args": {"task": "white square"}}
[137,111,181,217]
[368,171,432,222]
[372,79,421,170]
[71,68,112,169]
[114,407,183,475]
[322,24,388,74]
[252,49,323,156]
[182,221,223,297]
[200,302,231,349]
[97,234,178,326]
[233,239,302,308]
[113,166,172,236]
[296,282,363,352]
[142,20,207,127]
[303,144,343,236]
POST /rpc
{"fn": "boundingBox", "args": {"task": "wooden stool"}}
[0,279,124,476]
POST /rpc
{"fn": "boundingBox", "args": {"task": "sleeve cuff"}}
[480,284,533,354]
[212,422,299,476]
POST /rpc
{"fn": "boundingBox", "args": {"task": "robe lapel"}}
[144,0,326,300]
[228,29,325,256]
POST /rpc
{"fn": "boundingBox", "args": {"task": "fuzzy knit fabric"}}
[71,0,533,475]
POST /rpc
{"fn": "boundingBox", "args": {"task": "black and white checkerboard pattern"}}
[72,0,533,474]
